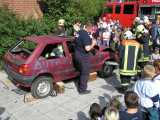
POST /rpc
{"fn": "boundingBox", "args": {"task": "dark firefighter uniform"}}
[119,40,140,76]
[74,30,92,92]
[136,32,150,63]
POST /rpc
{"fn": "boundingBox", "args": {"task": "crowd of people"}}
[56,16,160,120]
[89,61,160,120]
[72,17,160,119]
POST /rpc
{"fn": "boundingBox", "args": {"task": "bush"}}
[43,0,106,34]
[0,8,55,69]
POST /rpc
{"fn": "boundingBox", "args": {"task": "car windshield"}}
[10,39,37,56]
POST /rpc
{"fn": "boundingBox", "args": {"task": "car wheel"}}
[98,64,113,78]
[31,76,53,99]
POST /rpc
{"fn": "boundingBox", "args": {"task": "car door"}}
[40,43,76,82]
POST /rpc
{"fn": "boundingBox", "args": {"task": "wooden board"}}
[89,72,97,81]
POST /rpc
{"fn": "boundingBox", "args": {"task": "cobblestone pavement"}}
[0,71,123,120]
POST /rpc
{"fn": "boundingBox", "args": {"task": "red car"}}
[4,35,114,98]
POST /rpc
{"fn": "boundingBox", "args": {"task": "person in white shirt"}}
[102,28,111,47]
[134,64,159,120]
[151,47,160,62]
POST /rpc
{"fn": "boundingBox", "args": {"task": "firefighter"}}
[132,17,141,34]
[119,31,140,85]
[143,17,153,51]
[74,22,96,94]
[136,24,150,67]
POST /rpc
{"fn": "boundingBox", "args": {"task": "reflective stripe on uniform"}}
[119,69,137,76]
[120,40,140,76]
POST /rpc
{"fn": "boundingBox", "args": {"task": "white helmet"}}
[58,19,65,26]
[143,16,149,21]
[144,19,150,24]
[124,30,133,39]
[136,24,145,33]
[134,17,140,23]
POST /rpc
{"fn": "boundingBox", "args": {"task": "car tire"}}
[31,76,53,99]
[98,64,113,78]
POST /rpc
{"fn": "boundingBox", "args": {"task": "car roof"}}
[24,35,69,44]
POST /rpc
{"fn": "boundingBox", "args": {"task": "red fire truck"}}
[102,0,160,27]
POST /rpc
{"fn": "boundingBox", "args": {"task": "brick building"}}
[0,0,43,20]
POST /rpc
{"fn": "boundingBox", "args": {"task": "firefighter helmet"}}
[124,30,133,39]
[143,16,149,21]
[134,17,140,23]
[58,19,65,26]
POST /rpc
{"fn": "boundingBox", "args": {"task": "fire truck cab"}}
[102,0,160,27]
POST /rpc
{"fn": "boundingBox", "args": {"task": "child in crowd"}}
[104,107,119,120]
[151,47,160,62]
[102,96,121,120]
[119,91,143,120]
[89,103,101,120]
[134,65,159,120]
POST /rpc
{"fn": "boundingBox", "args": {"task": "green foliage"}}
[0,8,55,69]
[43,0,106,33]
[43,0,69,18]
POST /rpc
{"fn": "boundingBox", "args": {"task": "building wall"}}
[0,0,43,20]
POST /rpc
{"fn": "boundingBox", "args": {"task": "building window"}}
[115,5,121,14]
[123,4,134,14]
[140,7,152,15]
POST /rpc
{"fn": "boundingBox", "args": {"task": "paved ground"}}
[0,70,123,120]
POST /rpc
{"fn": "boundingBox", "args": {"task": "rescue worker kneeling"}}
[119,31,140,84]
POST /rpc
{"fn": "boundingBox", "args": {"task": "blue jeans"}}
[144,107,159,120]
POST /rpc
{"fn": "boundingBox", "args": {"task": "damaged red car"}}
[4,35,114,98]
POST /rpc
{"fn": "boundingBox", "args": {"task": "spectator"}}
[119,91,143,120]
[89,103,101,120]
[102,28,111,47]
[154,60,160,74]
[150,19,160,50]
[96,22,104,46]
[102,97,121,120]
[151,47,160,62]
[73,20,81,32]
[153,61,160,119]
[104,107,119,120]
[134,64,159,120]
[73,20,81,37]
[153,59,160,82]
[55,19,67,36]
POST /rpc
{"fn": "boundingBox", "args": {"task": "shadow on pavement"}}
[0,107,11,120]
[11,85,30,95]
[77,111,89,120]
[98,93,111,108]
[102,73,130,94]
[0,107,5,115]
[104,73,121,88]
[101,84,116,91]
